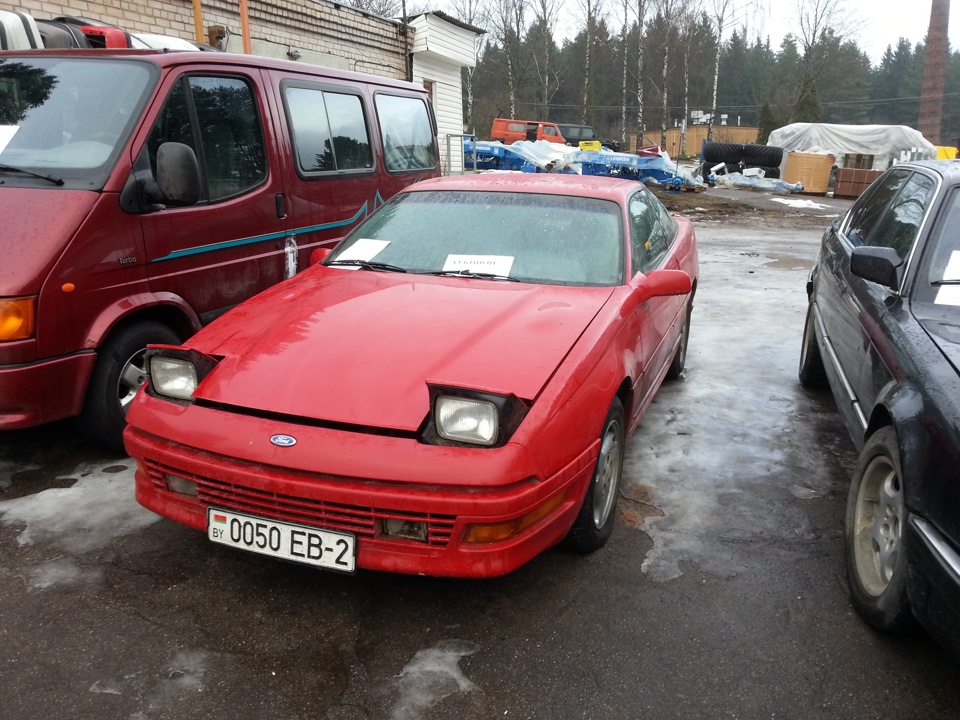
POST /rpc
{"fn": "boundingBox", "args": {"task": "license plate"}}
[207,508,356,573]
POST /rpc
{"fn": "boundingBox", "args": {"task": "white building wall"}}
[412,53,467,175]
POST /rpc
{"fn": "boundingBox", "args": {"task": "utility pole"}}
[919,0,949,145]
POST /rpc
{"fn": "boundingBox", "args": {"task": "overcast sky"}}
[755,0,958,64]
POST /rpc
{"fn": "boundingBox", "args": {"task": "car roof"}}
[403,173,644,202]
[0,48,425,92]
[896,159,960,182]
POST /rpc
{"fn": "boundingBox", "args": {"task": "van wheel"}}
[80,321,181,454]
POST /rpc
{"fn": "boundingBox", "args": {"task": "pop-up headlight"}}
[436,396,498,446]
[145,348,218,403]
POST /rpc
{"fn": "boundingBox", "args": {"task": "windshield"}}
[327,190,625,286]
[0,57,155,187]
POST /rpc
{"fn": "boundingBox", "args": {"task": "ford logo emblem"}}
[270,434,297,447]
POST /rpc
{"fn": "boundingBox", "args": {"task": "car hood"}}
[915,303,960,375]
[189,267,615,431]
[0,188,98,294]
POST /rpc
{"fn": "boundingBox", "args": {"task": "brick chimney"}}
[919,0,950,145]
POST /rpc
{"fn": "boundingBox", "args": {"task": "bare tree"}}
[634,0,651,149]
[488,0,529,118]
[656,0,680,149]
[450,0,490,132]
[578,0,606,123]
[706,0,748,141]
[530,0,563,117]
[791,0,853,121]
[677,0,702,156]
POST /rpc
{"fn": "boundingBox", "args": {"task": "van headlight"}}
[420,385,529,448]
[145,349,218,403]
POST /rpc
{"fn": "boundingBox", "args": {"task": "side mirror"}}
[156,142,201,206]
[850,246,902,290]
[626,269,692,312]
[309,247,332,266]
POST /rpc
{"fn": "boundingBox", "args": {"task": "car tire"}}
[798,304,828,389]
[845,427,914,632]
[563,397,626,553]
[701,141,743,165]
[79,321,181,454]
[667,300,693,380]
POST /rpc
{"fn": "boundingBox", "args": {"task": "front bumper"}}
[0,352,95,428]
[124,401,598,578]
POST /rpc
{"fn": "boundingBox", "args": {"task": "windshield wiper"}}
[326,259,407,273]
[431,269,520,282]
[0,164,64,186]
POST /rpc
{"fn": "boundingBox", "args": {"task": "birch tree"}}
[633,0,651,149]
[530,0,563,117]
[676,0,702,156]
[488,0,528,118]
[578,0,605,123]
[450,0,489,132]
[792,0,853,121]
[656,0,679,149]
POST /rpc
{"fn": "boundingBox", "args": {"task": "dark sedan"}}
[800,160,960,657]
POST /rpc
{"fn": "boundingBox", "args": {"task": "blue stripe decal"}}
[151,201,371,263]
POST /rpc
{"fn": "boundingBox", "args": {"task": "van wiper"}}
[0,164,64,186]
[326,259,407,273]
[430,269,520,282]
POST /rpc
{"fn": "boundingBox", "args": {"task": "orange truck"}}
[491,118,566,144]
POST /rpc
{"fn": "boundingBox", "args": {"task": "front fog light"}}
[149,356,198,401]
[164,473,198,496]
[435,396,498,446]
[383,519,428,542]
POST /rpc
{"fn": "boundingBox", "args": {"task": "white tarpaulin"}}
[766,123,936,169]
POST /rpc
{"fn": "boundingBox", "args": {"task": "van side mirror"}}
[156,142,201,206]
[309,248,332,266]
[850,246,902,290]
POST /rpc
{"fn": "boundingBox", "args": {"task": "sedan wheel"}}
[845,427,913,632]
[798,303,827,388]
[563,397,625,553]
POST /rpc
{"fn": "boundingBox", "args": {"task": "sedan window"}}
[845,169,910,246]
[866,173,936,259]
[327,190,625,287]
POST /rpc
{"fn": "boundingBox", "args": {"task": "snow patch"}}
[770,197,831,210]
[0,459,159,552]
[29,557,102,589]
[390,640,480,720]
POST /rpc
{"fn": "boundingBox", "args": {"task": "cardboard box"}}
[784,152,834,194]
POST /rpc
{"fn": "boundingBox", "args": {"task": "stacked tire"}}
[701,142,783,177]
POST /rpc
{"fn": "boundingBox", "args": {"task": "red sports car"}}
[124,173,699,578]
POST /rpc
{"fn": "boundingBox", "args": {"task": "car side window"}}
[844,169,910,246]
[375,94,437,172]
[629,190,669,274]
[146,74,267,203]
[866,173,936,258]
[284,84,373,174]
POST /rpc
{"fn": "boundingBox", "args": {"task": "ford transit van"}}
[0,49,439,450]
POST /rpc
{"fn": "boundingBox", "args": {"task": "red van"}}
[0,49,439,450]
[490,118,566,145]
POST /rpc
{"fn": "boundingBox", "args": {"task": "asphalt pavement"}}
[3,194,960,720]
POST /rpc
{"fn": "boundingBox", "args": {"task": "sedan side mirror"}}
[850,246,903,290]
[627,269,692,313]
[156,142,201,206]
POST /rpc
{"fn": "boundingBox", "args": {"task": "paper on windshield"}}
[442,255,515,276]
[335,238,390,265]
[0,126,19,154]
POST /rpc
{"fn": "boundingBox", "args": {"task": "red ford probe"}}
[124,173,699,578]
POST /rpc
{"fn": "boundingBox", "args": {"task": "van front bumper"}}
[0,352,95,428]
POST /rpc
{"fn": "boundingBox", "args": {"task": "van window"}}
[284,85,373,174]
[507,122,525,133]
[543,126,559,137]
[0,56,153,185]
[375,94,436,172]
[146,74,267,202]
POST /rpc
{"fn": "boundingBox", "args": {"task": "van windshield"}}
[0,57,155,187]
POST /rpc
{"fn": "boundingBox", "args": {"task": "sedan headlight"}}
[145,348,218,403]
[149,356,198,401]
[436,396,499,446]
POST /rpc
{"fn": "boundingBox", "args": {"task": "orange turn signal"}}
[0,296,36,341]
[462,492,566,545]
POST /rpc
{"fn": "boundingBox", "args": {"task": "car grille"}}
[143,459,457,547]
